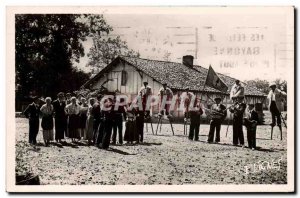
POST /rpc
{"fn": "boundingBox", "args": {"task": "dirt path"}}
[15,115,287,185]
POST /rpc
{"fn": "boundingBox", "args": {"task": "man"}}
[208,97,227,143]
[139,81,152,117]
[112,95,126,145]
[244,104,259,150]
[188,99,203,141]
[229,96,246,147]
[158,83,173,116]
[23,96,40,145]
[65,93,72,105]
[230,80,245,100]
[52,92,67,143]
[267,83,286,130]
[101,97,114,149]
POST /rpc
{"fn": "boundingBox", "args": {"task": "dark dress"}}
[68,114,80,138]
[124,110,139,142]
[52,99,67,140]
[135,110,145,142]
[65,104,81,139]
[41,115,53,130]
[79,104,88,129]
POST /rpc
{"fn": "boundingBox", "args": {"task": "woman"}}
[124,104,139,144]
[65,97,81,142]
[40,97,54,146]
[85,98,95,145]
[79,97,88,140]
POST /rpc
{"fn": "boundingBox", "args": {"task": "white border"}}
[3,3,296,194]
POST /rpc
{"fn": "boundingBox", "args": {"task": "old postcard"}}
[6,6,294,192]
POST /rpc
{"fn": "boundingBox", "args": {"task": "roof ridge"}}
[120,55,184,65]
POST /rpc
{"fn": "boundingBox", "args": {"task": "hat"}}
[269,82,276,88]
[143,81,148,85]
[214,97,222,102]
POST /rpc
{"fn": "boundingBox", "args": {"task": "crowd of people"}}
[23,80,286,151]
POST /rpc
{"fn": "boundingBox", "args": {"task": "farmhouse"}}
[83,56,266,122]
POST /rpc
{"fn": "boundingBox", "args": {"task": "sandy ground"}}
[15,111,287,185]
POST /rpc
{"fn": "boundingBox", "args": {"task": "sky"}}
[74,7,294,82]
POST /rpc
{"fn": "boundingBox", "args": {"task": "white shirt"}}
[40,104,53,115]
[65,103,80,115]
[139,85,152,96]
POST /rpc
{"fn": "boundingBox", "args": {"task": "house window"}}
[121,70,128,86]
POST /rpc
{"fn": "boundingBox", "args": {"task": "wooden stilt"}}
[169,118,175,135]
[271,126,274,140]
[150,121,154,135]
[156,116,162,135]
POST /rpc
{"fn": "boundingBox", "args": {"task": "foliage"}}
[87,33,140,72]
[245,79,270,95]
[15,14,111,98]
[245,78,287,95]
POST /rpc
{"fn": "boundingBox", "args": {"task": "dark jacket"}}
[52,99,66,119]
[92,102,101,120]
[230,102,246,119]
[24,103,40,119]
[210,103,227,120]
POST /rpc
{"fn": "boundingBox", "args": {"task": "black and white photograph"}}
[6,6,294,192]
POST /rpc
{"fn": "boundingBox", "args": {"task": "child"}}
[244,104,259,150]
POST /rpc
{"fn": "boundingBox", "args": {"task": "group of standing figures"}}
[23,79,286,150]
[23,92,146,149]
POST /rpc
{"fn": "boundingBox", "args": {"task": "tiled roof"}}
[84,56,266,97]
[193,65,265,96]
[121,56,220,93]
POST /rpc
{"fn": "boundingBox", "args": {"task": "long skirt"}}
[43,130,54,141]
[124,119,139,142]
[85,115,94,141]
[79,114,87,137]
[68,114,80,139]
[41,115,53,130]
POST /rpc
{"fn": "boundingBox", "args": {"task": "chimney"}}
[182,55,194,68]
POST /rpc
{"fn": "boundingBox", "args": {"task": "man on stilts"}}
[267,82,287,140]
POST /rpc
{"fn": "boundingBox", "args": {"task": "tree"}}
[87,32,140,73]
[15,14,111,98]
[245,78,287,95]
[245,79,270,95]
[274,79,287,93]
